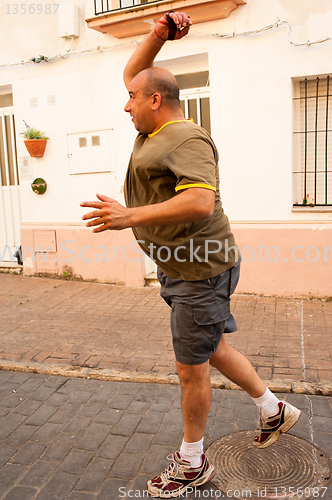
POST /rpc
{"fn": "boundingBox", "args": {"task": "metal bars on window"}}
[293,76,332,206]
[94,0,162,15]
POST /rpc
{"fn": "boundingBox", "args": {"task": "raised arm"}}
[123,11,192,90]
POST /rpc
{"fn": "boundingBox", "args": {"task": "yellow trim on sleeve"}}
[148,118,193,138]
[175,183,216,193]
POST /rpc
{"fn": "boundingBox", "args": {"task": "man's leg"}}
[176,360,211,443]
[209,337,266,397]
[147,359,216,497]
[210,337,301,448]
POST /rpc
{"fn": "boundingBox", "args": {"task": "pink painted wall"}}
[232,223,332,298]
[21,222,332,297]
[21,226,146,287]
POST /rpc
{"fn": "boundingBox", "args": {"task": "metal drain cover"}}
[206,431,330,500]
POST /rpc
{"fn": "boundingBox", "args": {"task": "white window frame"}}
[180,87,210,129]
[293,76,332,209]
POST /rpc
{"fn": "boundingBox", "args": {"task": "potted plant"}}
[21,120,49,157]
[302,194,310,205]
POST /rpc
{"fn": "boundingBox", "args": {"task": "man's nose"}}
[124,100,131,113]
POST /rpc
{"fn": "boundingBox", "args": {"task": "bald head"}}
[136,67,181,110]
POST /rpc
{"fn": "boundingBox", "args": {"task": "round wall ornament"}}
[31,178,47,195]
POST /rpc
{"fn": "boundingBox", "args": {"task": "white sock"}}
[179,437,204,468]
[252,388,280,418]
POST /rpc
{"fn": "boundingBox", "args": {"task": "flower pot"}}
[24,139,47,157]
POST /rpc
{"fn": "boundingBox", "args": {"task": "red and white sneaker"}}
[254,400,302,449]
[147,451,215,498]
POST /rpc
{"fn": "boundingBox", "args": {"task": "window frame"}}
[180,87,211,134]
[292,75,332,211]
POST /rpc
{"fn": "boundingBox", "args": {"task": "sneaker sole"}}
[147,463,216,498]
[253,404,302,449]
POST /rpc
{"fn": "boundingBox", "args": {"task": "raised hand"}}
[154,11,192,41]
[80,193,130,232]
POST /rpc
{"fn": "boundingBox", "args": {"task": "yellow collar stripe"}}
[175,183,216,193]
[148,119,193,138]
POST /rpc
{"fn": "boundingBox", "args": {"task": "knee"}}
[177,365,192,385]
[176,361,210,386]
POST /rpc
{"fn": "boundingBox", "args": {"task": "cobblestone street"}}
[0,273,331,499]
[0,274,331,388]
[0,371,331,499]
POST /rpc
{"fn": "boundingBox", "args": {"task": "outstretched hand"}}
[155,11,192,41]
[80,193,130,232]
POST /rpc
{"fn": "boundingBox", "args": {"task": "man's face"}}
[124,75,155,134]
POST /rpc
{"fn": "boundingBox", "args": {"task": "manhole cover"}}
[206,431,330,500]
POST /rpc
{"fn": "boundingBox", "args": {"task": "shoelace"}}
[159,454,191,481]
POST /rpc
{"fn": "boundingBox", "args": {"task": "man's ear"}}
[151,92,162,110]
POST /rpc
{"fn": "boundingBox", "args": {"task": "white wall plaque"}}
[19,156,33,180]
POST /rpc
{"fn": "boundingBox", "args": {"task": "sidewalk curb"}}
[0,359,331,396]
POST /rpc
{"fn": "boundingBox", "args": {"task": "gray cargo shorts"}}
[157,260,241,365]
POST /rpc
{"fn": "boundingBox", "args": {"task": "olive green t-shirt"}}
[124,120,238,280]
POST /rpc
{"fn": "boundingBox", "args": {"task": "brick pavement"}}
[0,273,331,390]
[0,370,331,500]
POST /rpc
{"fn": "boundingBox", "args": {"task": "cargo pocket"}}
[194,302,230,355]
[193,302,230,326]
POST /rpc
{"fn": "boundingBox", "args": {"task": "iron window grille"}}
[293,76,332,206]
[94,0,164,15]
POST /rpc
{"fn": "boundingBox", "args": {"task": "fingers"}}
[80,195,126,231]
[81,209,104,222]
[177,25,190,39]
[80,194,115,208]
[81,195,115,220]
[80,201,104,209]
[168,12,192,29]
[86,216,109,227]
[156,11,191,42]
[82,211,111,232]
[91,224,108,233]
[96,193,113,202]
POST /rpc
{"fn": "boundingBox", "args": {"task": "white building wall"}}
[202,0,332,221]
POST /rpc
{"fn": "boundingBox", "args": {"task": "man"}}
[81,11,301,498]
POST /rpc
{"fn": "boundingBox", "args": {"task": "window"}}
[0,94,13,108]
[176,71,211,135]
[293,76,332,207]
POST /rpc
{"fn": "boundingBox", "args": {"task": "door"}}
[0,110,21,263]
